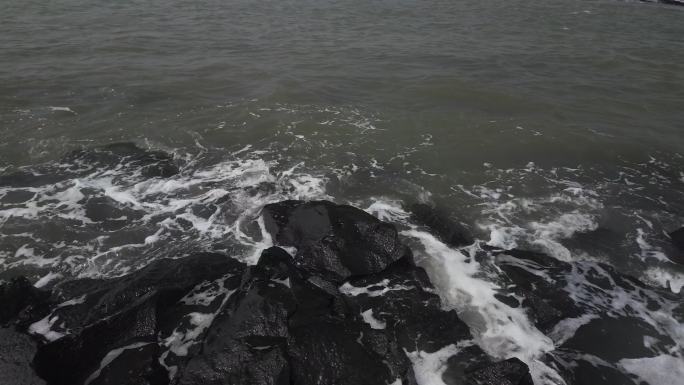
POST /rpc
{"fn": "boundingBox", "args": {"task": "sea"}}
[1,1,683,384]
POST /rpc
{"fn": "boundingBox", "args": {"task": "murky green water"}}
[1,1,684,383]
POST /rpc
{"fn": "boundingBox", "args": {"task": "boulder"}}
[669,227,684,251]
[465,358,533,385]
[0,277,51,327]
[32,252,247,385]
[408,203,473,247]
[0,327,46,385]
[262,200,410,283]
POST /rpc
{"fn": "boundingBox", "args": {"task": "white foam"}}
[619,355,684,385]
[161,274,237,371]
[547,314,598,345]
[339,279,413,297]
[48,106,77,114]
[635,229,670,263]
[28,314,65,342]
[644,267,684,294]
[404,229,554,361]
[360,309,386,330]
[366,199,560,384]
[34,271,62,288]
[404,343,468,385]
[529,212,598,261]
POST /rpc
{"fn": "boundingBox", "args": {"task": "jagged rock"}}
[0,276,51,327]
[494,249,583,332]
[465,358,533,385]
[408,203,473,247]
[179,250,294,385]
[0,327,46,385]
[32,252,247,385]
[180,246,402,385]
[84,342,166,385]
[287,319,395,385]
[3,201,550,385]
[341,258,474,353]
[262,200,410,283]
[669,227,684,251]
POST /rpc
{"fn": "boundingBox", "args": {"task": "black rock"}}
[669,227,684,251]
[33,303,159,385]
[32,252,247,385]
[0,276,51,327]
[408,203,473,247]
[493,249,582,332]
[287,319,395,385]
[180,247,421,385]
[465,358,533,385]
[85,342,165,385]
[179,251,295,385]
[262,200,411,283]
[0,327,46,385]
[561,316,674,362]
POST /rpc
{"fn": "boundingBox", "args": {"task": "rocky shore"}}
[2,200,535,385]
[1,144,682,385]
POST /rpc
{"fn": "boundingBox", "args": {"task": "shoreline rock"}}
[0,200,536,385]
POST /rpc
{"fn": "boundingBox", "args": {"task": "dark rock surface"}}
[0,200,540,385]
[0,327,46,385]
[465,358,533,385]
[0,276,51,327]
[669,226,684,251]
[32,252,247,385]
[408,203,473,247]
[262,200,411,283]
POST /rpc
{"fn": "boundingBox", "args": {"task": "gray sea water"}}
[1,1,683,384]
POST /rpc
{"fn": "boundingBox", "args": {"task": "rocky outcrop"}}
[0,328,46,385]
[407,203,473,247]
[262,200,411,283]
[669,227,684,251]
[0,200,534,385]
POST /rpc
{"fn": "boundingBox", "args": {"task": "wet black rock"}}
[0,327,46,385]
[408,203,473,247]
[3,201,541,385]
[669,227,684,251]
[181,246,409,385]
[179,249,295,385]
[465,358,533,385]
[494,249,583,332]
[0,276,51,327]
[32,252,247,385]
[262,200,411,282]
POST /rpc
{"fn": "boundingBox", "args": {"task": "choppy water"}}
[1,0,683,384]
